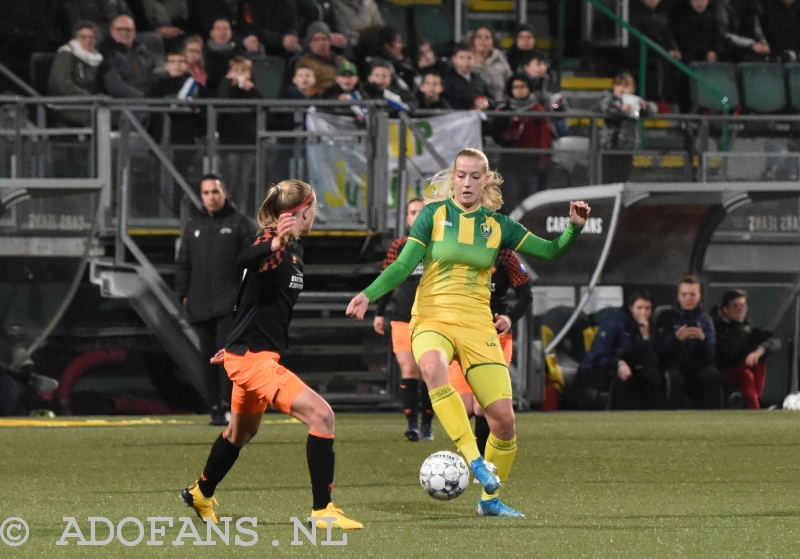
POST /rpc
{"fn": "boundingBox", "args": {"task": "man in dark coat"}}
[176,174,254,425]
[98,13,157,98]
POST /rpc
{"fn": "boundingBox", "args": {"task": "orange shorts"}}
[448,333,513,395]
[224,350,309,415]
[390,321,412,354]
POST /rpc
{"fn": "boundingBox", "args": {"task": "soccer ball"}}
[783,392,800,410]
[419,450,470,500]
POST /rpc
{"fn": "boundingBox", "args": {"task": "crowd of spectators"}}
[574,275,780,411]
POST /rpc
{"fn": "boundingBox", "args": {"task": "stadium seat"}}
[30,52,56,96]
[413,4,455,50]
[689,62,739,113]
[249,55,286,99]
[784,64,800,111]
[738,62,787,113]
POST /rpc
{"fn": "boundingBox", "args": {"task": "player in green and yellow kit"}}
[347,148,590,517]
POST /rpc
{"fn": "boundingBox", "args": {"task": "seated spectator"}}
[717,0,771,61]
[713,289,781,409]
[628,0,681,105]
[321,59,367,119]
[375,25,417,92]
[577,291,664,410]
[297,0,347,48]
[130,0,189,55]
[491,74,551,212]
[469,26,512,104]
[442,42,495,110]
[204,18,254,92]
[506,23,537,72]
[415,69,451,110]
[188,0,241,37]
[284,62,318,99]
[48,21,103,126]
[361,58,415,113]
[289,21,340,94]
[656,274,722,409]
[183,35,207,86]
[521,50,568,137]
[99,14,157,98]
[760,0,800,61]
[239,0,301,57]
[595,72,656,184]
[216,55,263,214]
[329,0,384,45]
[413,37,449,78]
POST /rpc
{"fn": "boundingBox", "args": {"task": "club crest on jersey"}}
[480,223,493,238]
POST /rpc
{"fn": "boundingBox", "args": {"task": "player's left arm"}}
[510,201,590,260]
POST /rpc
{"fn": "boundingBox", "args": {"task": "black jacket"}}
[175,201,254,322]
[441,67,496,110]
[713,308,781,369]
[655,302,716,370]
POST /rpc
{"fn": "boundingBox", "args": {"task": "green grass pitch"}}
[1,411,799,558]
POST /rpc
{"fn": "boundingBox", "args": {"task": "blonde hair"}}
[257,179,314,230]
[428,148,504,211]
[229,55,252,71]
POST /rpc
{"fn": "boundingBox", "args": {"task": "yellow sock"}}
[482,434,516,500]
[428,384,480,463]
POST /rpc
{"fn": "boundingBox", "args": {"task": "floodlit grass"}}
[1,411,799,558]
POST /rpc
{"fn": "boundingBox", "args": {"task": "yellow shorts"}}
[448,332,513,395]
[390,320,412,354]
[411,319,512,407]
[224,350,309,415]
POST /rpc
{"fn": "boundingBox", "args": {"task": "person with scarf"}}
[48,21,103,126]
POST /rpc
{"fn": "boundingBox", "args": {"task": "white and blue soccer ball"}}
[419,450,470,500]
[783,392,800,410]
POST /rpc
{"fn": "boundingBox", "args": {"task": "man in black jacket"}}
[176,174,255,425]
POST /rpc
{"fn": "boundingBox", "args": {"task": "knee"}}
[312,404,335,435]
[399,361,420,379]
[225,424,257,447]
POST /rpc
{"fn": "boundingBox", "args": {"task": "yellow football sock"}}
[482,434,516,500]
[428,384,480,463]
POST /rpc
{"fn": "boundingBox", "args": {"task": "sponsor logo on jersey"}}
[480,223,492,238]
[439,220,452,227]
[220,227,232,234]
[289,273,304,290]
[194,230,200,238]
[485,340,498,347]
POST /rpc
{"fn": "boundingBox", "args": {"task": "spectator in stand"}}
[628,0,681,106]
[128,0,189,56]
[61,0,131,42]
[361,57,415,113]
[216,55,263,214]
[713,289,781,409]
[239,0,301,58]
[99,13,157,98]
[656,274,722,409]
[442,42,496,110]
[204,18,255,92]
[413,37,449,78]
[48,21,103,126]
[717,0,771,61]
[183,35,207,86]
[469,26,512,104]
[329,0,384,45]
[672,0,725,62]
[375,25,417,92]
[320,59,367,119]
[297,0,347,48]
[289,21,341,94]
[415,69,451,110]
[577,290,664,410]
[521,50,568,138]
[506,23,537,72]
[284,62,318,99]
[176,174,254,426]
[760,0,800,61]
[492,74,551,212]
[188,0,241,37]
[595,72,656,184]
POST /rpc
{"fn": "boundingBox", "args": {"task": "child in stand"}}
[415,69,451,110]
[321,59,367,120]
[284,63,318,99]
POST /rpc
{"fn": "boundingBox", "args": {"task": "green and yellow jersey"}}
[362,197,582,325]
